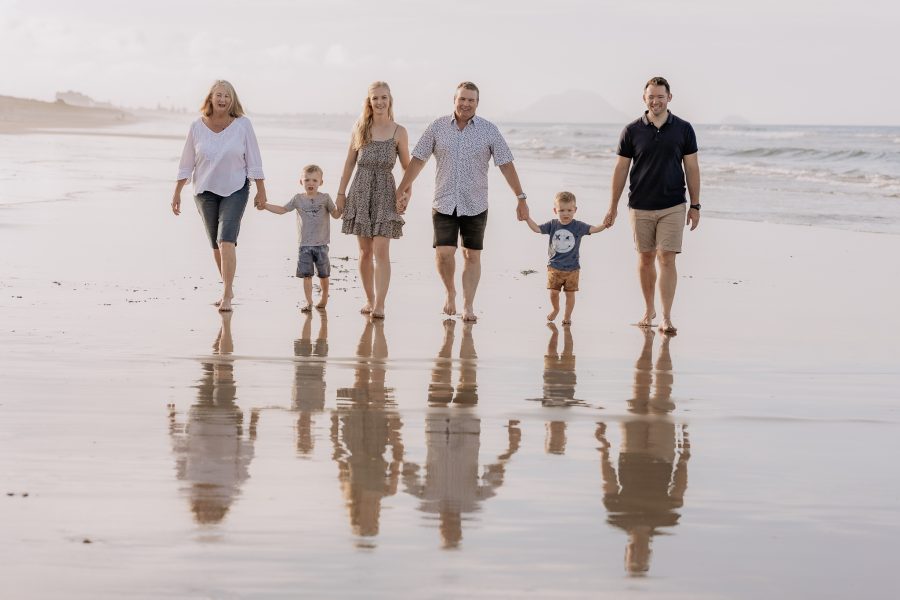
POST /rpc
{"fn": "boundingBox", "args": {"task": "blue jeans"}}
[194,179,250,249]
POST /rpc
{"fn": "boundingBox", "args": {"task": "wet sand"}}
[1,117,899,598]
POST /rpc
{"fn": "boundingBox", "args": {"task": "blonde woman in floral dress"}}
[336,82,410,319]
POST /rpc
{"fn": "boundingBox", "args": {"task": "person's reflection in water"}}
[331,318,403,544]
[404,320,521,549]
[532,323,587,455]
[169,312,258,525]
[596,329,689,575]
[293,310,329,455]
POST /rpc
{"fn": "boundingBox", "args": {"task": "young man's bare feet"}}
[659,318,677,335]
[443,296,457,316]
[636,311,656,328]
[547,308,559,321]
[316,298,328,309]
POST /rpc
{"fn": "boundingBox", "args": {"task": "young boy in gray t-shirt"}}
[264,164,342,311]
[525,191,606,325]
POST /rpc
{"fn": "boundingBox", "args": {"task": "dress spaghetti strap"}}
[391,124,400,139]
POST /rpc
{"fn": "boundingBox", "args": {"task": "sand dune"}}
[0,94,137,132]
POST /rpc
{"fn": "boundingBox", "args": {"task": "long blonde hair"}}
[200,80,245,118]
[351,81,393,150]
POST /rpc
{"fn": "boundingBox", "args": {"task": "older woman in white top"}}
[172,80,267,312]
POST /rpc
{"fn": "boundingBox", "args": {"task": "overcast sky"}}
[1,0,895,125]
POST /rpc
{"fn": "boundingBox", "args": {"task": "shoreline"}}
[1,116,898,599]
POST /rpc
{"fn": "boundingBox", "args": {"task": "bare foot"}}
[360,303,373,314]
[547,308,559,321]
[371,312,385,320]
[316,298,328,309]
[217,297,233,312]
[636,311,656,328]
[659,318,677,335]
[300,303,313,313]
[461,311,477,323]
[443,297,457,316]
[562,319,572,326]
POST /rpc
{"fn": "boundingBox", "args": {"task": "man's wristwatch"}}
[690,204,701,210]
[516,192,527,201]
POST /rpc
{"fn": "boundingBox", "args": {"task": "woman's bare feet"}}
[547,308,559,321]
[360,303,373,314]
[461,310,477,323]
[659,318,677,335]
[636,311,656,328]
[300,303,313,313]
[217,296,233,312]
[562,319,572,326]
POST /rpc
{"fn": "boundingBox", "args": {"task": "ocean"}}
[3,114,898,235]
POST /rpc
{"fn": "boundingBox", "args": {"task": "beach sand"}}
[1,110,898,599]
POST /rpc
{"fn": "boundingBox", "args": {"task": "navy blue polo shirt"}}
[616,111,698,211]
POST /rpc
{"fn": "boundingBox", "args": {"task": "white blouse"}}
[177,116,265,196]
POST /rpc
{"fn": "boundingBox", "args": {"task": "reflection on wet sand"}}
[404,320,520,548]
[331,319,403,543]
[597,330,690,575]
[531,323,588,455]
[169,313,257,524]
[293,311,329,456]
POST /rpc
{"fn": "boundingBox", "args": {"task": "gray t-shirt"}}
[282,193,336,247]
[539,219,592,271]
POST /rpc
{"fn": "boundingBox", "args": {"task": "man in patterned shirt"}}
[395,81,529,323]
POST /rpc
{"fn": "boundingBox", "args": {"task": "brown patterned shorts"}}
[547,267,580,292]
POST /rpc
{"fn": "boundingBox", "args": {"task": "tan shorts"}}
[629,203,687,253]
[547,267,580,292]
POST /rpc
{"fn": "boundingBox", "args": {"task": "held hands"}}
[603,208,618,229]
[515,200,529,221]
[395,187,410,215]
[254,190,267,210]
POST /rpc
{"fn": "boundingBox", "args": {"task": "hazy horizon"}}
[2,0,896,126]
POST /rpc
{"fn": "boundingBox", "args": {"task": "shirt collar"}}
[641,110,674,127]
[451,113,480,128]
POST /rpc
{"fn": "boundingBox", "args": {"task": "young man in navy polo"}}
[604,77,701,335]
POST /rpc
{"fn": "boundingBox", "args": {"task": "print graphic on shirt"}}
[551,229,576,255]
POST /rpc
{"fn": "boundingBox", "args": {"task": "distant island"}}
[503,90,628,124]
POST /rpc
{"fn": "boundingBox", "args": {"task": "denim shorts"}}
[297,245,330,278]
[194,179,250,249]
[432,209,488,250]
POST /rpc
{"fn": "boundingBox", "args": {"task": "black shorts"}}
[432,209,488,250]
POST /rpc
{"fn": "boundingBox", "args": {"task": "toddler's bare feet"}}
[547,307,559,321]
[636,311,656,328]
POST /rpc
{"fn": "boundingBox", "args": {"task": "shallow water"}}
[2,119,899,598]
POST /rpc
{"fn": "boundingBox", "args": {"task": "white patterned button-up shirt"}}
[412,114,514,216]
